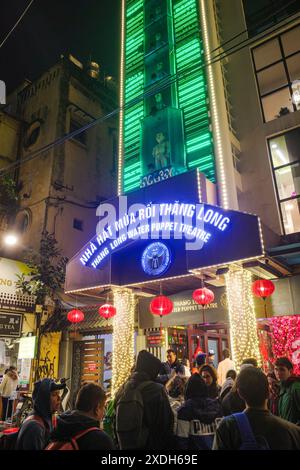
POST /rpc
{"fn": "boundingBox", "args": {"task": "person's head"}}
[166,349,177,366]
[199,364,218,387]
[169,376,186,399]
[195,353,206,368]
[274,357,294,382]
[236,367,269,408]
[33,379,65,421]
[222,348,230,360]
[226,369,237,381]
[76,383,106,421]
[135,350,162,380]
[208,350,215,363]
[185,373,208,400]
[241,357,258,368]
[181,358,190,368]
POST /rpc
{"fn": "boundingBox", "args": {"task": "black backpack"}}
[115,380,151,450]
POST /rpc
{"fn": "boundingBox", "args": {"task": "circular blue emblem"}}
[141,242,171,276]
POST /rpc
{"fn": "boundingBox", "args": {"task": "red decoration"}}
[67,309,84,323]
[193,288,215,306]
[150,295,173,318]
[192,288,214,323]
[99,303,116,320]
[270,315,300,375]
[252,279,275,299]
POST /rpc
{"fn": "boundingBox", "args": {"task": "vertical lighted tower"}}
[119,0,218,196]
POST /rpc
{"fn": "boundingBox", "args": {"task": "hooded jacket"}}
[115,350,174,450]
[176,374,223,450]
[0,370,18,397]
[278,376,300,425]
[16,378,59,450]
[50,410,114,450]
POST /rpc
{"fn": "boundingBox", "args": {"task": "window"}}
[269,128,300,234]
[252,26,300,122]
[70,119,87,146]
[73,219,83,231]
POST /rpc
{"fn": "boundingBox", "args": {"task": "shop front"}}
[0,257,36,391]
[65,170,269,396]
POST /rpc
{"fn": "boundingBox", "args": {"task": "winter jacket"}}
[16,378,55,450]
[221,388,245,416]
[176,397,223,450]
[278,376,300,425]
[0,370,18,398]
[219,377,234,401]
[116,370,175,450]
[50,410,114,450]
[213,408,300,450]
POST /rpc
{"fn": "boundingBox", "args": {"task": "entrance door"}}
[71,340,104,396]
[188,325,229,368]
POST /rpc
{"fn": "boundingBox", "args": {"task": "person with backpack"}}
[115,349,174,450]
[213,367,300,450]
[16,378,65,450]
[47,383,114,450]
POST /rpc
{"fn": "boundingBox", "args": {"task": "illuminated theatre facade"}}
[65,0,276,394]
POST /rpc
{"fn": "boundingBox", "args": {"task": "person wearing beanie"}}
[115,350,174,450]
[176,374,222,450]
[16,378,65,450]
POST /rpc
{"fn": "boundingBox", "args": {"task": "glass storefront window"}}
[281,198,300,234]
[287,53,300,82]
[257,62,287,96]
[275,164,300,200]
[253,38,281,70]
[282,26,300,56]
[269,128,300,235]
[262,87,293,122]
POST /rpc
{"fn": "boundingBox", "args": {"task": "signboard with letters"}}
[0,312,23,338]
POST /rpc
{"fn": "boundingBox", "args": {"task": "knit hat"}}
[185,373,208,400]
[135,350,162,380]
[196,353,207,367]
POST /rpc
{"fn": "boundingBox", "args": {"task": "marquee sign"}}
[65,170,264,291]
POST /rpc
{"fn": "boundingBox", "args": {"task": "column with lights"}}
[111,288,136,397]
[225,266,261,369]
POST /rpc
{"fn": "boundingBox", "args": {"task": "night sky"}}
[0,0,121,93]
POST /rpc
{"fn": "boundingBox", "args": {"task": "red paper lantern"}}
[252,280,275,300]
[99,303,116,320]
[150,295,173,318]
[193,288,215,306]
[67,309,84,323]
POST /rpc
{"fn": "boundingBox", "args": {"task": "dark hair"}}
[223,349,230,359]
[9,366,17,371]
[274,357,293,370]
[241,357,258,368]
[167,349,176,356]
[226,369,237,380]
[76,383,106,414]
[199,364,218,384]
[236,368,269,407]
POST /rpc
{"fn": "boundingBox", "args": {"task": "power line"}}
[0,0,35,49]
[1,10,300,178]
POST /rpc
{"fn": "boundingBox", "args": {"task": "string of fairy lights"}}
[111,288,136,397]
[225,266,262,369]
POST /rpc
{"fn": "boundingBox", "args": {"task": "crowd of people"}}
[1,348,300,450]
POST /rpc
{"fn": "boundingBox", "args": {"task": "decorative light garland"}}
[270,315,300,375]
[111,288,136,397]
[225,266,261,369]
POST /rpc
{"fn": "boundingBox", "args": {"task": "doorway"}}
[188,324,230,368]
